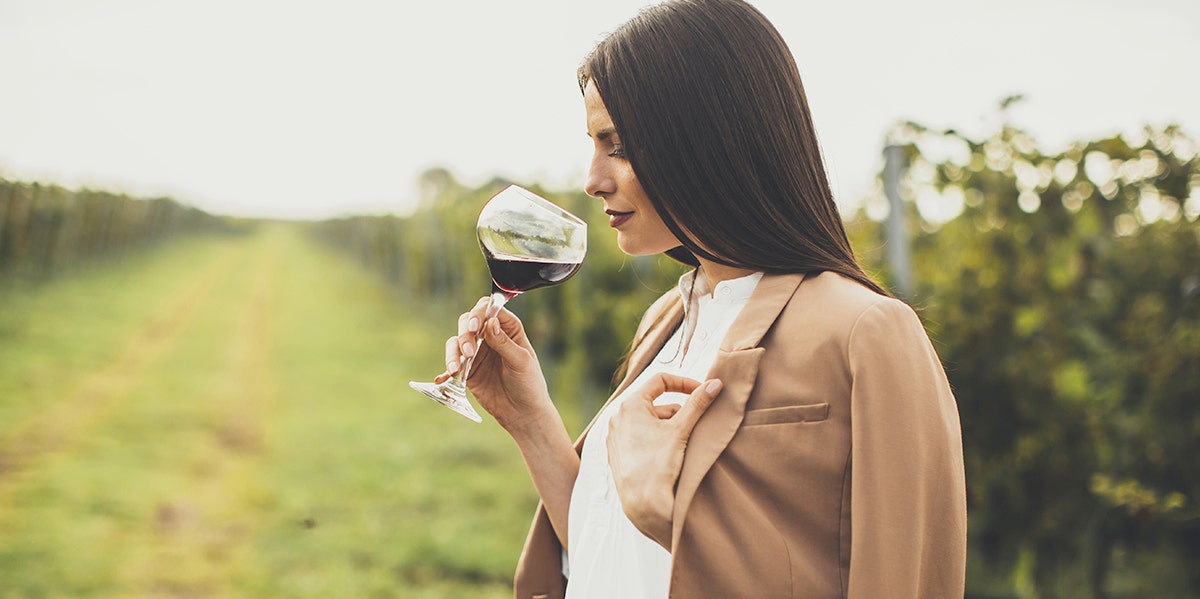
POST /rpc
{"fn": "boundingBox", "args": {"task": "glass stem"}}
[450,291,512,390]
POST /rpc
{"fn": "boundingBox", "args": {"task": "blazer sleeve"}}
[845,299,967,598]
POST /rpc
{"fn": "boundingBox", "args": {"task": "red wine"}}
[485,250,582,295]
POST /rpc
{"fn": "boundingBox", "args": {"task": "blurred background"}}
[1,1,1197,597]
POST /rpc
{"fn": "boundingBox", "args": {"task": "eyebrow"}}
[588,127,617,141]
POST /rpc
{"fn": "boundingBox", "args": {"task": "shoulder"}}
[768,271,930,355]
[796,270,895,313]
[797,274,943,377]
[776,271,905,330]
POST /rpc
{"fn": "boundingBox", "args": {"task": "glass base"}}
[409,381,483,423]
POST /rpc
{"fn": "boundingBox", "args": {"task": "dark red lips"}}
[606,209,633,228]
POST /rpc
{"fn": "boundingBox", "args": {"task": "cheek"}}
[648,221,678,251]
[644,209,680,248]
[617,171,681,254]
[618,217,680,256]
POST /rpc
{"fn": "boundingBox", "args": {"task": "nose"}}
[585,153,614,199]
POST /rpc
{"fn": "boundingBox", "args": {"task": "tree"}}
[855,121,1200,598]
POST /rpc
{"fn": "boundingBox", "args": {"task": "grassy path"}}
[0,241,243,498]
[0,224,537,597]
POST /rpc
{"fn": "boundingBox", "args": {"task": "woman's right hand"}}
[437,296,553,433]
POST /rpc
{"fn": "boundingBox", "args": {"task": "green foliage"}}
[863,121,1200,598]
[0,178,241,284]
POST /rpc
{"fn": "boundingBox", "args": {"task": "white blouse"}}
[565,269,763,599]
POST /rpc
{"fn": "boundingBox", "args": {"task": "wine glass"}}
[409,185,587,422]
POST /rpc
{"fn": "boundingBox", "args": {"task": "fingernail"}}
[491,319,501,335]
[468,317,480,333]
[447,360,459,373]
[704,379,723,395]
[463,343,475,357]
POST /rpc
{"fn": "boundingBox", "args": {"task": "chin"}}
[615,241,641,256]
[616,228,680,257]
[615,235,645,256]
[618,239,670,257]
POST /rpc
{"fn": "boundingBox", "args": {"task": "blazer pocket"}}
[742,402,830,426]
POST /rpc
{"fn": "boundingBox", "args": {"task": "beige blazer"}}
[514,271,967,598]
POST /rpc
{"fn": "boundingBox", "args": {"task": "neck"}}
[695,258,756,294]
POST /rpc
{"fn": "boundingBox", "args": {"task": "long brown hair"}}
[579,0,887,296]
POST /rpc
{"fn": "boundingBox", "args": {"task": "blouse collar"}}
[678,268,764,308]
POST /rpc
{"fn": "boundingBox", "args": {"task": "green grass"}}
[0,224,537,597]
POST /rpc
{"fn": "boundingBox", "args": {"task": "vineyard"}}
[0,221,534,597]
[0,180,237,283]
[0,120,1197,598]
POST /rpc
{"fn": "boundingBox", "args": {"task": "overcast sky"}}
[1,0,1197,219]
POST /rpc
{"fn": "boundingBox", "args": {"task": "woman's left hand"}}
[606,374,724,550]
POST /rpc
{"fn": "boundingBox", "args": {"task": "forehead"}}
[584,82,616,137]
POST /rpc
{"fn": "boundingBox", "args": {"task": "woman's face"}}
[583,81,679,257]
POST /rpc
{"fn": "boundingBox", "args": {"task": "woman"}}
[439,0,967,596]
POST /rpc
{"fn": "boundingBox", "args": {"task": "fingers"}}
[674,379,723,432]
[456,296,491,358]
[441,295,534,382]
[627,375,723,432]
[446,297,492,374]
[444,336,461,375]
[480,309,530,366]
[455,296,491,337]
[634,373,703,403]
[652,404,681,419]
[489,305,527,338]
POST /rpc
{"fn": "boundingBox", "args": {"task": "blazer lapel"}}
[671,272,807,548]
